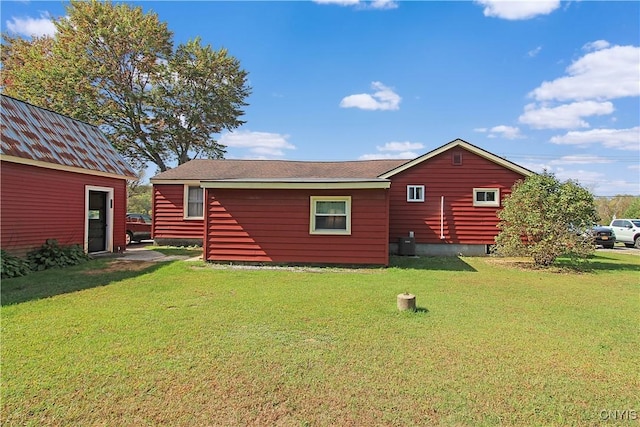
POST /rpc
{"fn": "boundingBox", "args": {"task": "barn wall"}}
[0,161,127,256]
[388,147,526,245]
[152,184,204,245]
[204,188,389,265]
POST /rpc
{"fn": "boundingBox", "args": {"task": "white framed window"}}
[184,185,204,219]
[310,196,351,235]
[473,188,500,207]
[407,185,425,202]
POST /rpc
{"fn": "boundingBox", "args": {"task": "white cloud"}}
[219,130,296,158]
[475,0,560,20]
[6,13,56,37]
[549,155,614,165]
[313,0,398,9]
[313,0,359,5]
[518,101,614,129]
[529,44,640,102]
[359,140,422,160]
[549,127,640,151]
[477,125,523,139]
[340,81,401,111]
[376,141,424,152]
[527,46,542,58]
[583,40,610,52]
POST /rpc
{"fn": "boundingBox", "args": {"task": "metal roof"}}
[0,95,137,179]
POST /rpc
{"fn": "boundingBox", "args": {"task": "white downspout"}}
[440,195,445,240]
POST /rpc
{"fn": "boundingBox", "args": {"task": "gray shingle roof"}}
[151,158,410,181]
[1,95,137,178]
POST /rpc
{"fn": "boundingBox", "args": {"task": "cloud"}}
[549,127,640,151]
[527,46,542,58]
[475,0,560,20]
[517,160,639,196]
[518,101,614,129]
[219,130,296,158]
[376,141,424,152]
[583,40,610,52]
[340,81,401,111]
[549,155,614,165]
[313,0,398,9]
[476,125,523,139]
[6,13,57,37]
[529,44,640,102]
[359,140,422,160]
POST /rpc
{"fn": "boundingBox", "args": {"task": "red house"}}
[1,95,137,256]
[151,139,532,265]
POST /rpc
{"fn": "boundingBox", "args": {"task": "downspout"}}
[440,195,445,240]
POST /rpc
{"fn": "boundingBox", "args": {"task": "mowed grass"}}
[2,253,638,426]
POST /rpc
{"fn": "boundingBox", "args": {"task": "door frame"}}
[85,185,114,253]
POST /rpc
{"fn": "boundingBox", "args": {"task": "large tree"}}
[1,0,250,171]
[494,171,598,266]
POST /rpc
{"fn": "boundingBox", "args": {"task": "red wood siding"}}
[0,161,127,255]
[153,184,203,240]
[388,148,526,245]
[204,188,389,265]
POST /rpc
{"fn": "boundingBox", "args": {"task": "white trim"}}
[150,179,202,185]
[473,188,500,207]
[200,180,391,190]
[407,185,425,202]
[183,184,205,220]
[84,186,114,253]
[2,154,136,181]
[378,139,533,179]
[309,196,352,235]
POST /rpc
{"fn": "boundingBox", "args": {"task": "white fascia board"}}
[1,155,136,181]
[200,180,391,190]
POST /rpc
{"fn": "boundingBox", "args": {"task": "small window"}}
[310,196,351,235]
[473,188,500,207]
[452,153,463,166]
[184,185,204,219]
[407,185,425,202]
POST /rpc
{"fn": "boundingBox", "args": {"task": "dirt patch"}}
[84,260,155,274]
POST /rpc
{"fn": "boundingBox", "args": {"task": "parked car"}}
[126,213,152,245]
[609,219,640,248]
[588,226,616,249]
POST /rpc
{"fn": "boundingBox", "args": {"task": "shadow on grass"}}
[389,256,477,272]
[1,258,168,306]
[554,254,640,273]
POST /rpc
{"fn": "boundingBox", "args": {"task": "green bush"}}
[27,239,90,272]
[0,250,32,279]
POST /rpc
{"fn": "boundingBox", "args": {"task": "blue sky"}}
[2,1,639,196]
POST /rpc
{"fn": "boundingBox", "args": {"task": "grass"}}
[2,253,639,426]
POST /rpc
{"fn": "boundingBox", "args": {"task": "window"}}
[407,185,425,202]
[473,188,500,207]
[310,196,351,235]
[452,153,463,166]
[184,185,204,219]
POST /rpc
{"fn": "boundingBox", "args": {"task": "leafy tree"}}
[622,197,640,218]
[1,0,250,171]
[127,185,152,216]
[595,195,637,225]
[494,171,598,267]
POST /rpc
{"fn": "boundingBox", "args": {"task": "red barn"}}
[151,139,532,265]
[1,95,137,256]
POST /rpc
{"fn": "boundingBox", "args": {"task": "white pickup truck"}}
[609,219,640,248]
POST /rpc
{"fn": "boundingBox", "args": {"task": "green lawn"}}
[2,254,638,426]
